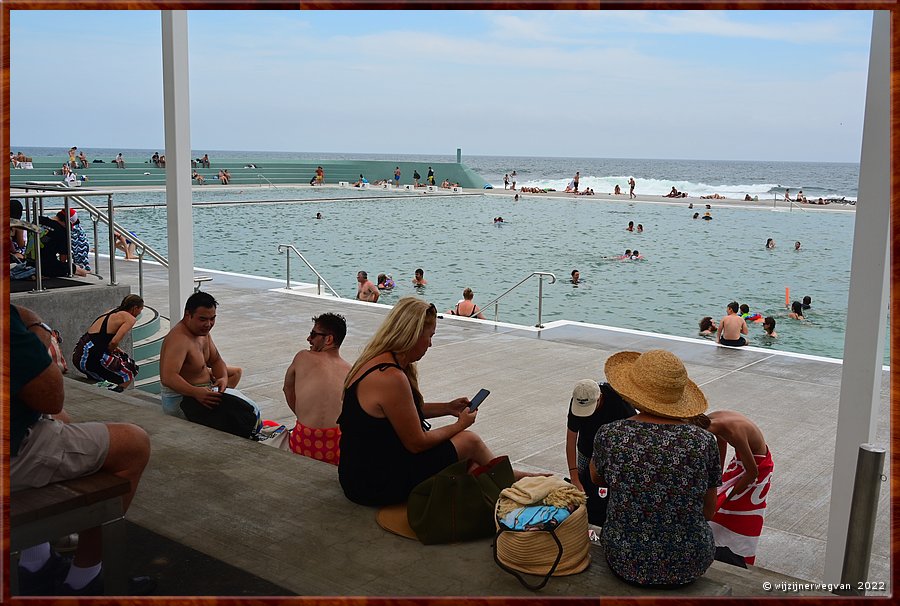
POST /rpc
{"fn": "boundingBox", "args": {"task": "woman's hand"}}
[445,397,470,417]
[456,406,477,429]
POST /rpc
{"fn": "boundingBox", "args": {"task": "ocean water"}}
[42,185,888,364]
[16,146,860,202]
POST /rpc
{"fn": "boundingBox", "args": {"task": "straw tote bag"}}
[492,502,591,590]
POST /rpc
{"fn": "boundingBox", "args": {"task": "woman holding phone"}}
[338,297,515,506]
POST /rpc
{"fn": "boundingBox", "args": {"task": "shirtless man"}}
[628,177,636,199]
[717,301,748,347]
[355,271,379,303]
[412,268,428,286]
[282,313,351,465]
[696,410,773,565]
[159,292,243,418]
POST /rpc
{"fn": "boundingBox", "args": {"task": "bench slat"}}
[11,472,129,525]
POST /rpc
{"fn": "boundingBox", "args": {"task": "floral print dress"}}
[592,419,721,586]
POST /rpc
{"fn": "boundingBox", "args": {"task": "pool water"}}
[97,188,886,363]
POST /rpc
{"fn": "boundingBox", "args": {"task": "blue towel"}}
[500,505,570,531]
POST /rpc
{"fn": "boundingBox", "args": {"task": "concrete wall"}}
[11,283,134,360]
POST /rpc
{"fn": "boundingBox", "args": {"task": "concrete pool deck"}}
[98,255,890,589]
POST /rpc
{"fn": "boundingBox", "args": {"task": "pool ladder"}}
[480,271,557,328]
[277,244,342,298]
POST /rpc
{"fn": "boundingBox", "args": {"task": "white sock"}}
[64,562,102,590]
[19,543,51,572]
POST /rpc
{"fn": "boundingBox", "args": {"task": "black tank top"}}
[87,312,116,353]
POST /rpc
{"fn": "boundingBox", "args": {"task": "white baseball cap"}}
[571,379,601,417]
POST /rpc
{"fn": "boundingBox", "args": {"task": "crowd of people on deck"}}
[11,160,835,595]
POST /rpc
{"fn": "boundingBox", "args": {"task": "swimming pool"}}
[93,187,885,363]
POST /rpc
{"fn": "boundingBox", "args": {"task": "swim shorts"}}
[720,337,747,347]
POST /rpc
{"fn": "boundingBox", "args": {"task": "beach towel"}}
[709,447,773,565]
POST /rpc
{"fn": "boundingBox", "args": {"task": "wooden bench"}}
[10,472,130,596]
[193,276,213,292]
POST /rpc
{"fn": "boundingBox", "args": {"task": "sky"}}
[10,10,874,163]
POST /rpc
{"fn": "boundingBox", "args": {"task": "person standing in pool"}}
[412,268,428,286]
[573,171,580,193]
[511,170,517,190]
[628,177,636,199]
[426,167,435,186]
[717,302,748,347]
[393,166,401,188]
[413,169,421,188]
[504,174,510,190]
[356,271,379,303]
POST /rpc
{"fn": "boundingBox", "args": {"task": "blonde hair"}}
[344,297,437,406]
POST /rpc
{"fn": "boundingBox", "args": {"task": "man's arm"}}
[740,319,749,335]
[728,437,760,499]
[367,284,379,302]
[13,306,65,414]
[565,429,583,491]
[716,317,725,342]
[282,353,304,413]
[205,336,229,392]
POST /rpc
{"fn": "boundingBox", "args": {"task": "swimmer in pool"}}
[802,296,812,310]
[763,317,777,338]
[316,212,323,219]
[621,249,632,260]
[692,212,700,220]
[699,316,718,336]
[765,238,775,249]
[626,221,634,232]
[788,301,805,320]
[794,241,801,251]
[571,269,580,284]
[630,250,642,260]
[637,224,644,233]
[412,268,428,286]
[376,274,395,290]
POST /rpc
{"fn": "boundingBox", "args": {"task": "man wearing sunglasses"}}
[282,313,351,465]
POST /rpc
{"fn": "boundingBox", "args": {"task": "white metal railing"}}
[479,271,557,328]
[13,185,168,298]
[277,244,341,298]
[257,173,277,188]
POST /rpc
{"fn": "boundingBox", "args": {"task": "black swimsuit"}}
[337,362,458,506]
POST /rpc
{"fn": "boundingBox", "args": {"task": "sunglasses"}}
[309,330,330,339]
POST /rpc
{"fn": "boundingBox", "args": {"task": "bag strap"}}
[492,525,563,591]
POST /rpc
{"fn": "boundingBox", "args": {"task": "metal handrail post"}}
[317,277,322,295]
[493,303,499,323]
[91,215,101,276]
[536,274,544,328]
[138,249,146,299]
[286,253,292,289]
[107,194,117,285]
[835,444,886,595]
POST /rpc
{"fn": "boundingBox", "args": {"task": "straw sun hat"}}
[604,350,707,419]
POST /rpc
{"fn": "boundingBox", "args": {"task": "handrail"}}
[257,173,277,188]
[16,184,169,298]
[277,244,342,298]
[479,271,557,328]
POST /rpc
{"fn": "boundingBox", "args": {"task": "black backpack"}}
[180,392,261,439]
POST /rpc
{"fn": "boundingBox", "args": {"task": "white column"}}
[161,10,194,320]
[823,10,890,583]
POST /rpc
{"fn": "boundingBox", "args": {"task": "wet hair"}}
[571,269,579,278]
[795,241,801,249]
[377,273,387,284]
[699,317,714,332]
[624,249,631,256]
[118,294,144,312]
[312,312,347,346]
[766,238,774,247]
[462,287,474,300]
[764,316,776,333]
[10,199,23,219]
[185,291,217,314]
[345,297,437,407]
[739,303,750,315]
[631,250,639,257]
[692,212,699,219]
[791,301,804,316]
[415,268,424,277]
[727,301,739,313]
[358,270,368,279]
[637,224,643,230]
[802,295,811,306]
[627,221,634,227]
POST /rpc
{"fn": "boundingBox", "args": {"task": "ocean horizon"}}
[14,146,860,202]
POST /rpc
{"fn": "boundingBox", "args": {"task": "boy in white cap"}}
[564,378,635,526]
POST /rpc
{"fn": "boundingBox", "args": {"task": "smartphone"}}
[468,388,490,412]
